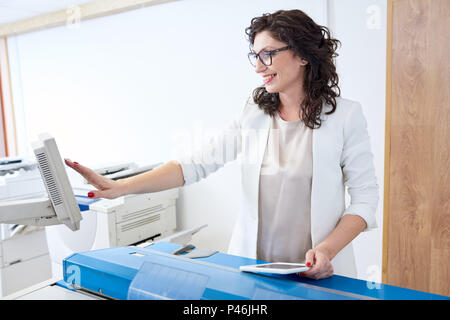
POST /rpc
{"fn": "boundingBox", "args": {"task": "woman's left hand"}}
[300,248,334,280]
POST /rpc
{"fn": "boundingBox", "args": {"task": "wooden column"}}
[383,0,450,296]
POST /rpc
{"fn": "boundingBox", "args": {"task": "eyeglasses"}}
[248,46,290,67]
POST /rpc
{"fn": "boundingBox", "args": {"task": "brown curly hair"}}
[245,10,341,129]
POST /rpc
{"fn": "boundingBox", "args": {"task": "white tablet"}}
[239,262,310,275]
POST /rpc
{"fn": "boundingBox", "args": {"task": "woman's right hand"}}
[64,159,127,199]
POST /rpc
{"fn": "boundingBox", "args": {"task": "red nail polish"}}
[88,192,94,198]
[74,162,79,165]
[306,262,311,267]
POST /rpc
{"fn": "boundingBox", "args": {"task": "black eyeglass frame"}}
[248,45,291,67]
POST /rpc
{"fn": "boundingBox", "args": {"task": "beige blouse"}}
[257,112,313,263]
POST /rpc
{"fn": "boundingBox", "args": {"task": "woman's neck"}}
[278,91,305,121]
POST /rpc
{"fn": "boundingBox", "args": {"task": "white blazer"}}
[178,96,379,278]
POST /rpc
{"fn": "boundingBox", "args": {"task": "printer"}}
[0,134,179,293]
[4,239,449,300]
[47,159,179,279]
[47,187,178,279]
[0,156,51,297]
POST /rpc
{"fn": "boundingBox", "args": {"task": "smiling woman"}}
[62,7,379,280]
[246,10,341,128]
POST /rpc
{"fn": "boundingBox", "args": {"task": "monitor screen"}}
[32,133,82,231]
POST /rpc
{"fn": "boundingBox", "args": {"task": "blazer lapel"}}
[243,111,271,221]
[310,101,332,245]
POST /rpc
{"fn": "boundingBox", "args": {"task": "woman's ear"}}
[300,59,308,66]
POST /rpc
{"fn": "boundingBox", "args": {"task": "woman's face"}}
[252,30,307,94]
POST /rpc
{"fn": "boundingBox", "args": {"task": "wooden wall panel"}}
[428,0,450,296]
[385,0,450,296]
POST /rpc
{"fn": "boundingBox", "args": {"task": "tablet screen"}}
[256,263,305,269]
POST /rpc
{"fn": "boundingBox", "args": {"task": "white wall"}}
[7,0,386,281]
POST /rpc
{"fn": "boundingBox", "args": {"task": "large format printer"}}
[1,134,448,301]
[4,239,449,300]
[0,134,178,294]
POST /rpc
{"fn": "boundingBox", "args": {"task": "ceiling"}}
[0,0,93,26]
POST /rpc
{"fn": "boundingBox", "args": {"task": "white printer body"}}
[1,153,178,294]
[0,158,51,297]
[47,187,178,279]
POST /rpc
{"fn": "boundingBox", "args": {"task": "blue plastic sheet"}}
[127,261,209,300]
